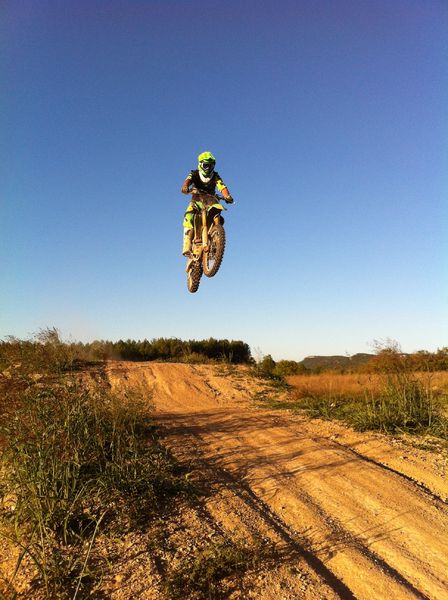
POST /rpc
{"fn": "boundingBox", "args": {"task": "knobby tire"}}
[187,259,202,293]
[203,224,225,277]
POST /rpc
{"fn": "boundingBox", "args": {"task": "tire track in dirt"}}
[216,466,427,600]
[160,409,444,599]
[204,463,359,599]
[330,439,447,506]
[106,362,448,600]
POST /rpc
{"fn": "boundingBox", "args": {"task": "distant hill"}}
[300,353,374,371]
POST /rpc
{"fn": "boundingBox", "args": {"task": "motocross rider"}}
[181,151,234,256]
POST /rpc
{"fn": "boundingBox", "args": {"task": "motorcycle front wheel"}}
[203,223,225,277]
[187,259,203,293]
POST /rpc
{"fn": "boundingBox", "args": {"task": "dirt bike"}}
[186,190,232,293]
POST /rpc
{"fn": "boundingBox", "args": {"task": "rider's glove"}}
[225,196,234,204]
[181,185,190,194]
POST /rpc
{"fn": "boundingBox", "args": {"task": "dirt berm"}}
[106,362,448,600]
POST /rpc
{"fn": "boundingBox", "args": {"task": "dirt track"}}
[106,362,448,600]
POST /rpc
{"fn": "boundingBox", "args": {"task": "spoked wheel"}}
[203,224,225,277]
[187,258,203,293]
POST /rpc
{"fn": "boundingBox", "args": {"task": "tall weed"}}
[0,333,189,598]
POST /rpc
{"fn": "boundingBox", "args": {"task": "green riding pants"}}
[183,201,203,232]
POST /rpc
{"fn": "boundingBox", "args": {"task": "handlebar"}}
[190,188,234,205]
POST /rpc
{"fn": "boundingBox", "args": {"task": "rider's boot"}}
[182,229,193,256]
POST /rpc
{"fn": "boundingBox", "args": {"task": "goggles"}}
[200,160,215,172]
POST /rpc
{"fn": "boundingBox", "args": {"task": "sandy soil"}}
[103,361,448,600]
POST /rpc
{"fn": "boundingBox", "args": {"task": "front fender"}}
[206,203,224,221]
[206,202,225,212]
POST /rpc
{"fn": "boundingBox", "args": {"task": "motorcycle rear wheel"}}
[187,259,203,293]
[203,224,225,277]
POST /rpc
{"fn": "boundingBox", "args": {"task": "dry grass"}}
[283,371,448,439]
[287,371,448,400]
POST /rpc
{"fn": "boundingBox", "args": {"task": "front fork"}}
[202,212,222,251]
[201,209,208,249]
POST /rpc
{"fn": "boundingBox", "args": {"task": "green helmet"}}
[198,151,216,177]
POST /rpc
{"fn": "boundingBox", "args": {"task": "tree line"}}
[77,337,252,363]
[0,331,253,366]
[1,329,446,373]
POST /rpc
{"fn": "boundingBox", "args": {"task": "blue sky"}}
[2,0,447,360]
